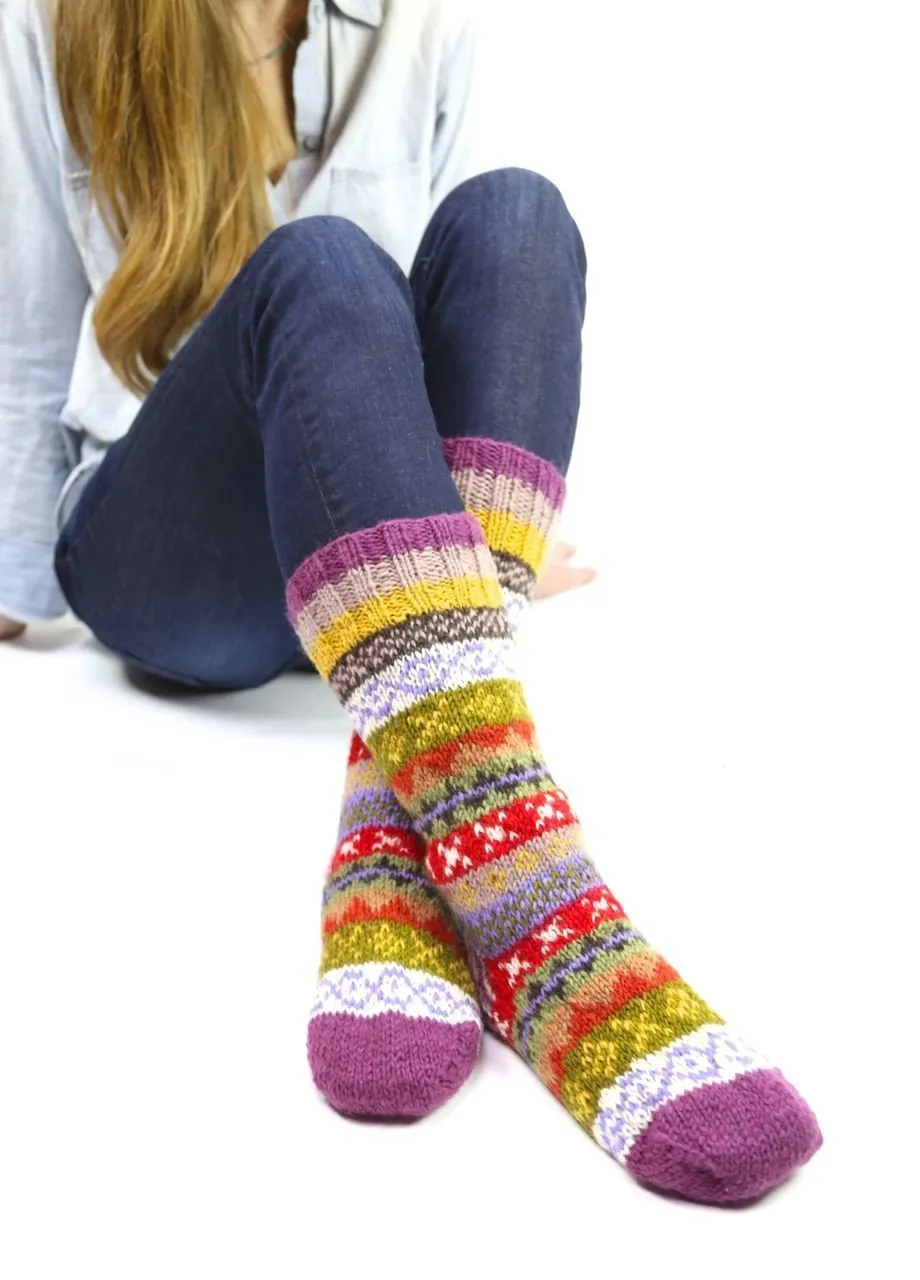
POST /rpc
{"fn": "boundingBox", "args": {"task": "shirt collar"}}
[329,0,383,27]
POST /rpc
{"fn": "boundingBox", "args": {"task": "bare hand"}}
[0,614,26,641]
[534,541,597,601]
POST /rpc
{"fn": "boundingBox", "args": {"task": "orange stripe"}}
[390,719,537,801]
[323,894,464,953]
[540,954,680,1096]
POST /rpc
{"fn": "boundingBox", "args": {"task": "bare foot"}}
[533,541,597,601]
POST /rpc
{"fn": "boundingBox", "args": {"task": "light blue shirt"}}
[0,0,480,621]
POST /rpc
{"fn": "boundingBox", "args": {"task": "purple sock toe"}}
[308,1012,481,1118]
[626,1068,823,1204]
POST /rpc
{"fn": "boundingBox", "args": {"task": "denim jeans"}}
[55,169,587,690]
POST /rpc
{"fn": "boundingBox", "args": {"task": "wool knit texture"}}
[308,730,481,1117]
[291,450,821,1202]
[307,440,564,1116]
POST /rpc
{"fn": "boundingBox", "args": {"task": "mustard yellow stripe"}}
[296,542,498,646]
[300,576,503,678]
[469,508,552,575]
[368,678,531,780]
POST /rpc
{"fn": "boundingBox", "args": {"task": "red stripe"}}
[329,826,421,872]
[483,885,626,1030]
[424,788,578,884]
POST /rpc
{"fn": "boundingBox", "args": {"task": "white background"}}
[2,2,918,1276]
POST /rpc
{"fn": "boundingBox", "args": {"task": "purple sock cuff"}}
[285,512,488,620]
[442,437,567,511]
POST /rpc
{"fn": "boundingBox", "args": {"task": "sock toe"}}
[625,1068,823,1204]
[308,1011,481,1118]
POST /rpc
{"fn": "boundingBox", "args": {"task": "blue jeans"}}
[55,169,587,690]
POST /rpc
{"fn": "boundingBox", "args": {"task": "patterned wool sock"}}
[308,438,563,1118]
[308,731,481,1117]
[442,436,565,632]
[288,511,822,1203]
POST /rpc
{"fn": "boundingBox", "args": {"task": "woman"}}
[0,0,820,1203]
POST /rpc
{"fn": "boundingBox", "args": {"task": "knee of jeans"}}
[250,217,410,328]
[255,216,399,285]
[436,168,585,271]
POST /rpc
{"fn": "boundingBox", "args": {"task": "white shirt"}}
[0,0,480,621]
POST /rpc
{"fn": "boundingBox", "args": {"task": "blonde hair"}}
[55,1,275,395]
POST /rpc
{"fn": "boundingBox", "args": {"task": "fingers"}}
[0,618,27,641]
[533,563,598,600]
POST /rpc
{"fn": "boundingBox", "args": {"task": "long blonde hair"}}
[55,1,274,395]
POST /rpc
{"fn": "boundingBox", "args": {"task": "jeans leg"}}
[56,217,464,689]
[410,169,588,474]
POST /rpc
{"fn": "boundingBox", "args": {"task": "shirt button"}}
[302,135,322,154]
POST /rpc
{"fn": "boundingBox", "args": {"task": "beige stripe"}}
[451,468,563,534]
[341,756,391,801]
[295,541,498,649]
[447,822,584,914]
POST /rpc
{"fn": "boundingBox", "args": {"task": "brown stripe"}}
[493,551,536,598]
[294,541,497,649]
[329,605,510,702]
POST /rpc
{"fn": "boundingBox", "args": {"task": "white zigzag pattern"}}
[310,963,482,1026]
[592,1024,772,1163]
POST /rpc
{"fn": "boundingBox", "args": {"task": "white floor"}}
[3,2,918,1274]
[1,576,913,1277]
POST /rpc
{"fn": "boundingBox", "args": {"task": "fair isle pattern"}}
[306,443,562,1119]
[307,730,481,1117]
[290,500,820,1197]
[315,733,477,999]
[592,1024,772,1163]
[343,637,519,742]
[311,962,481,1025]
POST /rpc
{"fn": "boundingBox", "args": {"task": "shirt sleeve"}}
[429,3,483,212]
[0,1,89,622]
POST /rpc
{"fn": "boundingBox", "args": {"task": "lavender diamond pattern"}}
[311,963,481,1027]
[592,1023,772,1163]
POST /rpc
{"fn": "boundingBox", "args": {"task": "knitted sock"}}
[442,436,565,632]
[308,438,563,1117]
[288,511,821,1203]
[308,731,481,1117]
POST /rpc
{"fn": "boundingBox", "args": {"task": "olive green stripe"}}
[320,920,475,994]
[368,679,530,782]
[559,980,721,1129]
